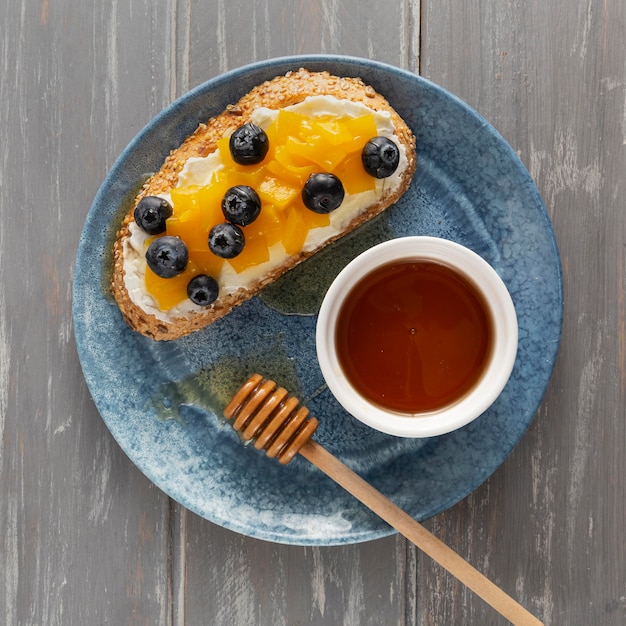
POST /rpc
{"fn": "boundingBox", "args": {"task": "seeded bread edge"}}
[110,68,417,340]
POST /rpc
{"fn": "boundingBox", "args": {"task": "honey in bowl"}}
[316,236,518,438]
[335,260,494,414]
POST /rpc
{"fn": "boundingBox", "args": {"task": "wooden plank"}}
[180,0,419,89]
[182,526,409,626]
[421,0,626,624]
[173,2,420,625]
[0,1,175,624]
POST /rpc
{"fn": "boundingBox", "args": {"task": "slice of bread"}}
[111,68,417,340]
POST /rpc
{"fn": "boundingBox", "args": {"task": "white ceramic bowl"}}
[316,236,518,437]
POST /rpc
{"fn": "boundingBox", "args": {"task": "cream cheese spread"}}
[123,95,409,322]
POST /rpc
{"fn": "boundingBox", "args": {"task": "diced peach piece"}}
[170,182,226,229]
[144,264,195,310]
[227,233,270,273]
[312,116,353,146]
[267,146,316,186]
[215,136,239,170]
[344,114,379,143]
[167,211,222,253]
[278,137,317,168]
[273,110,313,142]
[229,168,266,190]
[333,150,376,195]
[188,250,225,277]
[145,254,225,310]
[283,127,348,171]
[166,216,207,252]
[282,208,307,256]
[245,203,284,247]
[257,176,300,210]
[300,204,331,230]
[169,185,200,214]
[283,136,321,167]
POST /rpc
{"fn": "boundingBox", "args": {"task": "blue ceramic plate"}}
[73,56,562,545]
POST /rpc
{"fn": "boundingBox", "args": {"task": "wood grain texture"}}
[179,0,419,91]
[422,1,626,624]
[1,0,624,624]
[175,3,420,625]
[0,1,175,625]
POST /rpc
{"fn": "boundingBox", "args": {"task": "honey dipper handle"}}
[299,440,543,626]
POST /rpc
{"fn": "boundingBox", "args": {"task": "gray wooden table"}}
[1,1,624,624]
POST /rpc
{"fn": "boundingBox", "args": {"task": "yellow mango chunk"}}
[145,254,225,311]
[271,110,313,142]
[245,203,284,247]
[267,146,316,186]
[145,263,196,311]
[333,151,376,195]
[299,203,331,230]
[313,117,353,146]
[227,233,270,272]
[285,136,339,170]
[169,183,226,234]
[188,250,225,277]
[344,114,379,143]
[258,176,300,210]
[282,208,308,256]
[214,161,266,191]
[166,215,207,252]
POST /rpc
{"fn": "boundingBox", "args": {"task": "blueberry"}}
[361,136,400,178]
[187,274,219,306]
[134,196,173,235]
[222,185,262,226]
[302,173,345,214]
[145,236,188,278]
[208,222,245,258]
[229,123,269,165]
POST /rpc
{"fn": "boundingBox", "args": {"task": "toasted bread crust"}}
[111,68,416,340]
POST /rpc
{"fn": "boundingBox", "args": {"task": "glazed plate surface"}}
[73,56,563,545]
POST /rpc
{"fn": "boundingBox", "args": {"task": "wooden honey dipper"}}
[224,374,543,626]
